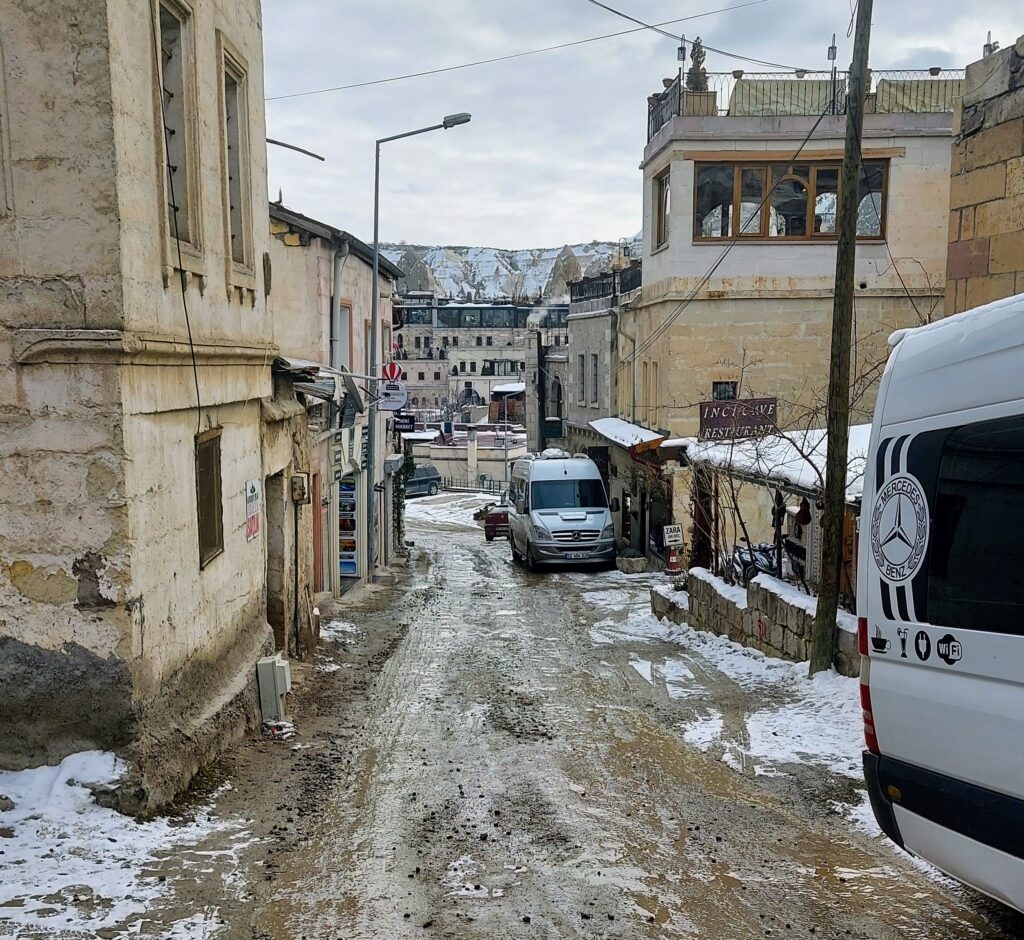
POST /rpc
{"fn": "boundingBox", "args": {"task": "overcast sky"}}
[263,1,1019,249]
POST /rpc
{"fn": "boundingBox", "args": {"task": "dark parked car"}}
[405,464,442,498]
[484,502,510,542]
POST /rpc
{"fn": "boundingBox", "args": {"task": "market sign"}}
[698,397,778,441]
[393,413,416,433]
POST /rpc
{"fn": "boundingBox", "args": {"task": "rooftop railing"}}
[568,261,642,304]
[647,68,965,140]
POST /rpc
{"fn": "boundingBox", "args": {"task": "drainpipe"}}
[332,240,351,370]
[617,324,637,423]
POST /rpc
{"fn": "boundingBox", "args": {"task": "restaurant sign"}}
[698,398,778,441]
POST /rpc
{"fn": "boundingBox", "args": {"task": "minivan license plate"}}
[565,551,588,560]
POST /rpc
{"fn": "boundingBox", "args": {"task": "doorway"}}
[265,472,287,650]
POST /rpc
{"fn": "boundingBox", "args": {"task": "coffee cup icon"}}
[871,626,891,653]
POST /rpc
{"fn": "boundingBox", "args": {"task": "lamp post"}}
[367,112,471,579]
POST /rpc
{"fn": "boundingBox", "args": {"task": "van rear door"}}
[864,408,1024,804]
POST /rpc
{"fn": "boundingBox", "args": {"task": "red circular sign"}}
[381,361,402,381]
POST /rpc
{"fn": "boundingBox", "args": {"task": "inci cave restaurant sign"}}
[699,398,778,440]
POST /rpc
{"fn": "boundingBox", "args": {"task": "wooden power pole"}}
[809,0,873,675]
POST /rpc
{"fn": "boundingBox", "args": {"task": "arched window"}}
[769,172,809,237]
[551,377,563,419]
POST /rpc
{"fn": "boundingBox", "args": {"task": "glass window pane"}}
[737,167,764,235]
[769,176,808,236]
[695,165,734,238]
[857,163,885,236]
[925,415,1024,634]
[813,167,838,234]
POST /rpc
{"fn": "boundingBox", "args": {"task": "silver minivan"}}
[507,450,617,570]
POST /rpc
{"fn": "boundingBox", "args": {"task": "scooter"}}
[731,538,777,585]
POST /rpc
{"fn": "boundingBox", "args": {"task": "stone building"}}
[625,66,961,561]
[0,0,282,809]
[395,295,566,417]
[946,34,1024,312]
[268,203,404,590]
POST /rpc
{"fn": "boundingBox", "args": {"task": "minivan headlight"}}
[533,520,552,541]
[601,522,614,539]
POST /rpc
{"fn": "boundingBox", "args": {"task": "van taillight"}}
[860,679,880,754]
[858,617,868,657]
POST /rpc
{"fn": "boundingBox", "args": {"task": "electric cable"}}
[266,0,771,101]
[580,0,806,70]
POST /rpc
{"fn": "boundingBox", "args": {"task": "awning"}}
[492,382,526,395]
[589,417,665,454]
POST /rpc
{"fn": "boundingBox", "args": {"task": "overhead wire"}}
[266,0,772,101]
[580,0,807,70]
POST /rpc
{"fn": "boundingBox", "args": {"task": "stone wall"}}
[654,569,859,677]
[946,35,1024,313]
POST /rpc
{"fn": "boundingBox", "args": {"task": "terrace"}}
[648,68,965,141]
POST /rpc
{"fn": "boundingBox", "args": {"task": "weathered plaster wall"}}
[946,36,1024,313]
[0,1,136,765]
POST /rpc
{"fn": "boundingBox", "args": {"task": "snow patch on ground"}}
[320,619,362,642]
[405,493,494,530]
[682,710,724,751]
[0,752,248,937]
[744,670,863,778]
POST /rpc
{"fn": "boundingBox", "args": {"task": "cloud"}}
[262,0,1019,249]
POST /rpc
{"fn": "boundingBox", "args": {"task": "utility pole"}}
[809,0,872,675]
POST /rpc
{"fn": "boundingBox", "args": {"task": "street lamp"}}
[367,112,472,578]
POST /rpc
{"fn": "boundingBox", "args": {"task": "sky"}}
[263,1,1019,250]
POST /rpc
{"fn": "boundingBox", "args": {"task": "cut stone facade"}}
[946,35,1024,313]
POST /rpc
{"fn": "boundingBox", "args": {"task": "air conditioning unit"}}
[257,653,292,721]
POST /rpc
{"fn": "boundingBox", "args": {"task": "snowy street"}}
[2,493,1022,938]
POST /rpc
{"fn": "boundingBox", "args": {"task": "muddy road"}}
[136,494,1021,939]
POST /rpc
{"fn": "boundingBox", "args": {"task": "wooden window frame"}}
[693,159,889,244]
[653,168,671,250]
[195,428,224,569]
[217,32,256,297]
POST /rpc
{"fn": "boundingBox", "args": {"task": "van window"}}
[926,414,1024,634]
[531,479,608,511]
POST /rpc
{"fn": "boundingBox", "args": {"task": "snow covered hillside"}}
[381,235,641,303]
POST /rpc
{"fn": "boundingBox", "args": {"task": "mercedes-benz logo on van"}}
[870,473,929,583]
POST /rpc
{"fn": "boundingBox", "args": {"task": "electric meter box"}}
[256,653,291,721]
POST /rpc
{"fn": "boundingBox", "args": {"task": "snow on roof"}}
[401,431,441,442]
[589,417,664,449]
[686,424,872,503]
[492,382,526,394]
[661,436,698,450]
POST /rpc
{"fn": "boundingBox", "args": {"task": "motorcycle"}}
[730,538,777,585]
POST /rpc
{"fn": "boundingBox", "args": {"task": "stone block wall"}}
[946,36,1024,313]
[674,570,859,677]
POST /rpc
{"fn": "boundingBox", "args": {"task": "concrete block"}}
[963,118,1024,171]
[990,232,1024,274]
[961,206,977,241]
[948,209,961,243]
[949,164,1006,209]
[1008,157,1024,196]
[966,272,1018,309]
[975,193,1024,237]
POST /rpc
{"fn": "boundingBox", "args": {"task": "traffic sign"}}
[378,381,408,412]
[382,361,402,381]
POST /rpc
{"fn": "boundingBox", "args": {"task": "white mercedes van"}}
[859,293,1024,913]
[507,450,617,569]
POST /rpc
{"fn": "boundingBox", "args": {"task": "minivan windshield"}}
[531,479,607,510]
